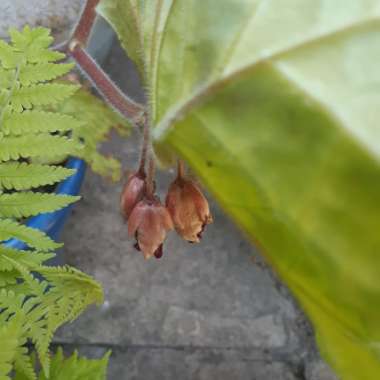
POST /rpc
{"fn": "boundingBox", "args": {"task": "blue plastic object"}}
[5,158,86,252]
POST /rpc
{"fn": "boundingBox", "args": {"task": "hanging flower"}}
[166,176,212,243]
[120,170,146,219]
[128,197,173,259]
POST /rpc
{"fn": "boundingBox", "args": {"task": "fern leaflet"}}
[0,163,75,190]
[0,193,79,218]
[2,111,84,135]
[19,63,74,86]
[0,315,22,380]
[60,87,130,181]
[14,348,110,380]
[0,246,54,271]
[0,135,81,161]
[11,83,79,111]
[0,220,62,251]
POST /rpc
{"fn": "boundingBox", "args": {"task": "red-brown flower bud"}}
[120,171,146,219]
[128,197,173,259]
[166,177,212,243]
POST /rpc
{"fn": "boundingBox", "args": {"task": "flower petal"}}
[128,201,146,237]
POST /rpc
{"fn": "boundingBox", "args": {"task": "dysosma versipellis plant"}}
[67,0,213,260]
[120,123,213,260]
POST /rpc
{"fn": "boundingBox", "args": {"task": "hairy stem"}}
[177,160,185,179]
[65,0,146,127]
[146,154,156,200]
[138,121,150,174]
[69,44,145,125]
[72,0,100,47]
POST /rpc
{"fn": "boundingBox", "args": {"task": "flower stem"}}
[69,44,145,125]
[64,0,146,127]
[138,121,150,174]
[71,0,100,46]
[146,154,156,200]
[177,160,186,179]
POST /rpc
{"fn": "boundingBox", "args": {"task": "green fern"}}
[8,27,65,64]
[0,163,75,191]
[0,271,18,287]
[19,63,74,86]
[11,83,79,111]
[0,315,22,380]
[0,247,54,271]
[14,348,110,380]
[0,26,117,379]
[0,248,104,378]
[59,87,130,181]
[0,220,62,251]
[2,111,84,136]
[0,193,80,218]
[0,257,103,376]
[0,134,81,162]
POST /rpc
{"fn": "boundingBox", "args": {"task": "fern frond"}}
[19,63,74,86]
[11,83,79,111]
[0,263,105,378]
[0,162,75,190]
[60,87,130,180]
[1,257,103,377]
[34,281,99,376]
[0,270,18,286]
[0,40,19,69]
[0,192,80,218]
[76,147,121,181]
[39,348,111,380]
[0,219,61,251]
[39,265,104,305]
[14,348,111,380]
[0,68,15,89]
[0,26,113,380]
[0,289,47,356]
[66,87,131,140]
[3,110,84,136]
[31,265,103,374]
[0,262,49,312]
[9,26,64,64]
[0,315,22,380]
[14,346,36,380]
[0,246,54,271]
[0,135,80,161]
[0,289,24,315]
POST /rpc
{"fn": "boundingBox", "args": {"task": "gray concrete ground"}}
[0,0,84,41]
[56,39,339,380]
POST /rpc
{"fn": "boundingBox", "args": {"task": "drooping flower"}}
[120,171,146,219]
[166,176,212,243]
[128,197,173,259]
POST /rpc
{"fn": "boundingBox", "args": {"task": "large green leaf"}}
[98,1,380,379]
